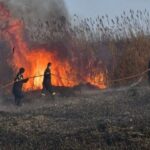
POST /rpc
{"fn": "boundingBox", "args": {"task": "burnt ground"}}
[0,85,150,150]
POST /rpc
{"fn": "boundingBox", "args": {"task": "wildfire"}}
[0,3,107,90]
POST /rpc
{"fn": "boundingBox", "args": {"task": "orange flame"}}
[0,3,107,90]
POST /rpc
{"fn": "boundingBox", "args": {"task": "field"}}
[0,84,150,150]
[0,2,150,149]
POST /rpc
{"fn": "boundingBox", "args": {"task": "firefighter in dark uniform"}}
[148,60,150,84]
[12,68,29,106]
[42,62,55,97]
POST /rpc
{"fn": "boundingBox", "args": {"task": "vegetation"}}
[27,9,150,86]
[0,9,150,150]
[0,86,150,149]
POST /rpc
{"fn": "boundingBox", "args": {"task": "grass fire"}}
[0,2,107,91]
[0,0,150,149]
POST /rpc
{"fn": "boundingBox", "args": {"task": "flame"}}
[86,73,106,89]
[0,3,107,90]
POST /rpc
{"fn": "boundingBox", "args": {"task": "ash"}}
[0,85,150,149]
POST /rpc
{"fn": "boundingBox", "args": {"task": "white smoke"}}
[0,0,68,20]
[0,0,69,44]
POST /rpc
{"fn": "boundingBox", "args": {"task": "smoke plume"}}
[0,0,69,44]
[0,0,107,92]
[0,0,70,84]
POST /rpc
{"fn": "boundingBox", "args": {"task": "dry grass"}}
[0,85,150,149]
[26,9,150,86]
[1,9,150,86]
[0,9,150,149]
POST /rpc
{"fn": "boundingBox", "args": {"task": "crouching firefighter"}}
[42,62,55,97]
[12,68,29,106]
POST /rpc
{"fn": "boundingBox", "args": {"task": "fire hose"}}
[0,69,150,90]
[0,73,74,90]
[111,69,150,82]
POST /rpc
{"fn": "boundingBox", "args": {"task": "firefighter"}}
[148,60,150,84]
[42,62,55,97]
[12,68,29,106]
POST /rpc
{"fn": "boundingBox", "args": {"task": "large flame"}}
[0,3,106,90]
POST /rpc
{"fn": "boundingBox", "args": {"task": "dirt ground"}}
[0,85,150,150]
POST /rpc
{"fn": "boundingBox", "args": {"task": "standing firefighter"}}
[12,68,29,106]
[148,60,150,84]
[42,62,54,97]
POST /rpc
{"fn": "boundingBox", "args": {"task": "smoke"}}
[0,0,69,44]
[0,0,70,86]
[0,0,107,92]
[4,0,68,20]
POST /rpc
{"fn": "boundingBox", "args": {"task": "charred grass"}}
[0,86,150,149]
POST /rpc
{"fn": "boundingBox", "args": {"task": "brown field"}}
[0,6,150,149]
[0,84,150,150]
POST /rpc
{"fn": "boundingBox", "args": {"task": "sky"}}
[65,0,150,18]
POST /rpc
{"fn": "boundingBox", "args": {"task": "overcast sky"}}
[65,0,150,18]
